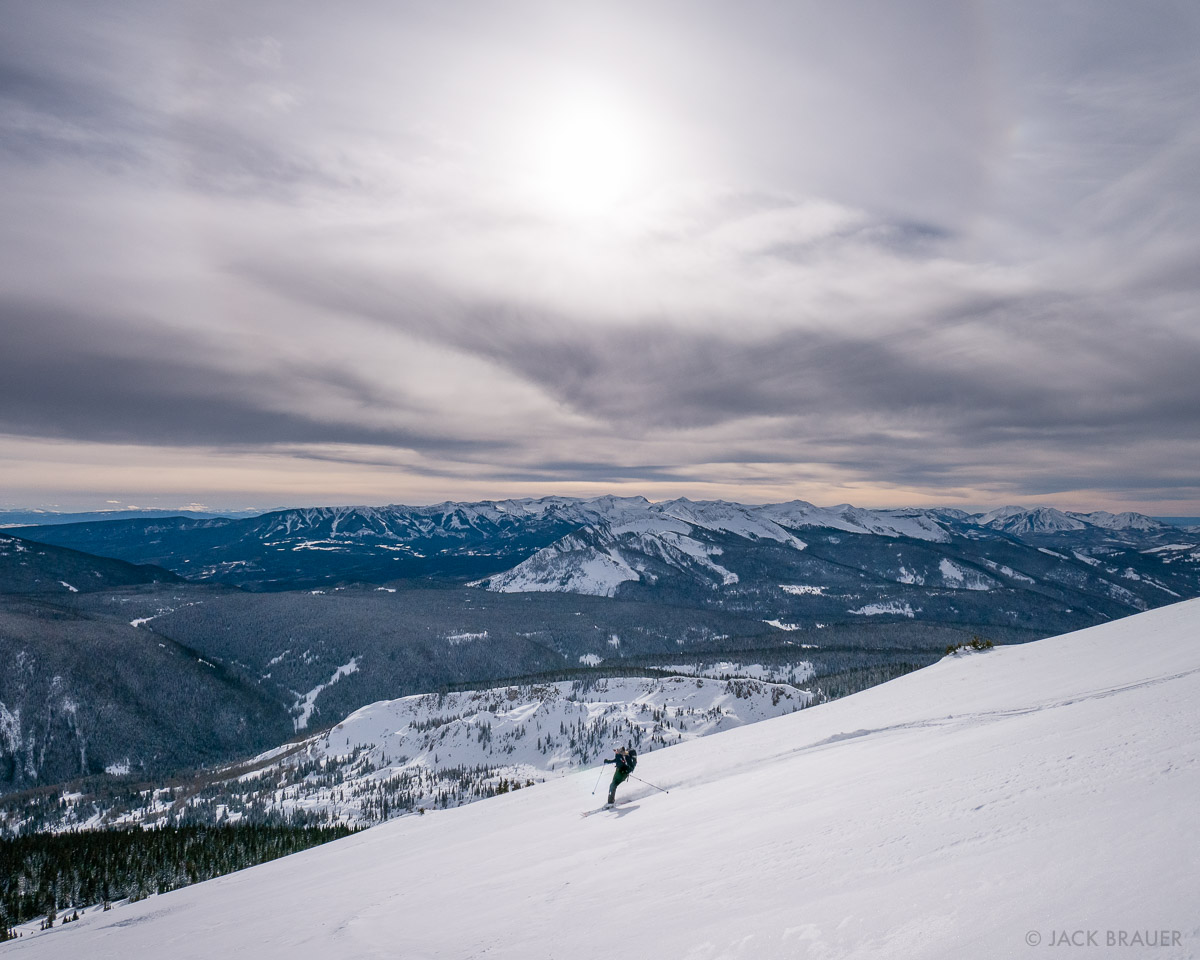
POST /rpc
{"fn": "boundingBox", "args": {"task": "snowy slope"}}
[761,501,953,542]
[476,499,1198,613]
[1068,510,1172,532]
[977,505,1088,534]
[479,519,752,595]
[12,599,1200,959]
[13,675,808,832]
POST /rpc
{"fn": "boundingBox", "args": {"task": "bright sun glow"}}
[520,89,650,219]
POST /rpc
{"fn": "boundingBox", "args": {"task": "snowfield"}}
[848,600,917,617]
[11,599,1200,959]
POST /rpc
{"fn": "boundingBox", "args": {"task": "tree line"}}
[0,822,356,940]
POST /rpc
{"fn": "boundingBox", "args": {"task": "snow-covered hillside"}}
[478,519,761,595]
[978,504,1088,534]
[9,675,808,832]
[11,600,1200,959]
[466,499,1197,622]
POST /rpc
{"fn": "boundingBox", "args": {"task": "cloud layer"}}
[2,0,1198,511]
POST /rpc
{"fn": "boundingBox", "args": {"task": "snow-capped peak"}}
[758,501,952,542]
[1066,510,1170,532]
[976,505,1087,534]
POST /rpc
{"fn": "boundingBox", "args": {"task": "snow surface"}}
[1069,510,1169,531]
[482,519,748,596]
[979,558,1035,583]
[978,505,1087,533]
[759,501,952,542]
[445,630,488,645]
[848,600,916,617]
[292,657,360,731]
[13,600,1200,959]
[6,675,806,834]
[937,558,993,591]
[485,536,641,596]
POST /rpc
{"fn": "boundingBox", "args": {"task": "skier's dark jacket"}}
[605,749,636,774]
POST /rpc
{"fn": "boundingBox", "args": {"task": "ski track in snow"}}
[12,599,1200,960]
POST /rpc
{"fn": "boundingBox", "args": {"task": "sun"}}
[520,89,649,220]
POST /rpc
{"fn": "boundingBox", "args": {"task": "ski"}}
[580,801,623,818]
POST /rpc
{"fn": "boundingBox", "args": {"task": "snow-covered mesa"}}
[15,597,1200,959]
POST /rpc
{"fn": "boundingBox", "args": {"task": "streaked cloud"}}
[1,0,1197,512]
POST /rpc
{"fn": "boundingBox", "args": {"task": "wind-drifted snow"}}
[15,600,1200,960]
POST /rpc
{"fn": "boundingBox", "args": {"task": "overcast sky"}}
[2,0,1198,513]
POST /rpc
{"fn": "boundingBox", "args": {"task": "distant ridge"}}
[0,508,263,527]
[0,532,182,594]
[9,500,1196,628]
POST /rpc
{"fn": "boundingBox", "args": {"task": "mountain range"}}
[2,497,1198,798]
[9,498,1196,611]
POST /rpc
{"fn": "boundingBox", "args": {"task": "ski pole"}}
[592,765,606,795]
[629,774,669,794]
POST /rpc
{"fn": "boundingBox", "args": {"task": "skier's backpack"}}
[626,748,637,773]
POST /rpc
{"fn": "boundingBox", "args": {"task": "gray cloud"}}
[1,0,1198,510]
[0,299,500,454]
[233,252,1199,498]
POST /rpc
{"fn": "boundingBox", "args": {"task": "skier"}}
[602,745,637,805]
